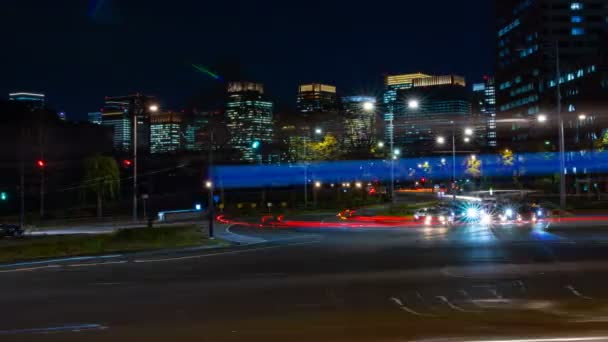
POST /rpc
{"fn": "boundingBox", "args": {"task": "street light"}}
[578,114,587,121]
[149,104,159,112]
[393,149,401,156]
[408,99,419,109]
[437,136,446,145]
[314,128,323,135]
[464,137,471,143]
[355,182,363,189]
[471,154,476,161]
[464,128,474,136]
[537,114,547,123]
[363,102,375,111]
[377,141,385,148]
[314,181,322,188]
[205,180,213,189]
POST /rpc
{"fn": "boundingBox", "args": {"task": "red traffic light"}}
[36,160,46,168]
[420,177,427,184]
[122,159,133,167]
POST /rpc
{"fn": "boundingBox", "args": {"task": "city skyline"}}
[1,0,495,120]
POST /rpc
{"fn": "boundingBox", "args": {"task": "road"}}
[4,218,608,341]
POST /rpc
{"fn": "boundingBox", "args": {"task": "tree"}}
[501,149,514,167]
[288,134,342,162]
[465,156,482,178]
[308,134,341,161]
[594,130,608,152]
[82,155,120,218]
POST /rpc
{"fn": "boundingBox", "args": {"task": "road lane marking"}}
[0,254,123,269]
[566,285,593,300]
[133,240,319,263]
[0,265,61,273]
[68,261,127,267]
[457,337,608,342]
[436,295,475,313]
[0,323,106,335]
[389,297,431,317]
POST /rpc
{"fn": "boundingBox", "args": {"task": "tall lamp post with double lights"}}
[436,124,474,200]
[133,102,159,222]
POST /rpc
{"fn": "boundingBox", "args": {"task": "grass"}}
[0,225,226,263]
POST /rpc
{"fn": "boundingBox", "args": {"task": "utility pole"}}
[389,117,395,204]
[207,129,215,238]
[19,127,25,229]
[555,41,566,216]
[452,122,457,201]
[132,102,139,222]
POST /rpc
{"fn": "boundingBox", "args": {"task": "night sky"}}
[1,0,495,120]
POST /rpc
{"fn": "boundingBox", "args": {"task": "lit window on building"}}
[571,2,583,10]
[568,104,576,112]
[571,15,583,23]
[571,27,585,36]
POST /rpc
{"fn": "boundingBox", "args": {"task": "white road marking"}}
[389,297,430,317]
[0,323,107,335]
[566,285,593,300]
[68,261,127,268]
[0,265,61,273]
[458,336,608,342]
[436,295,474,313]
[134,240,319,263]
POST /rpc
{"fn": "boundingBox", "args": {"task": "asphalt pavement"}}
[4,217,608,341]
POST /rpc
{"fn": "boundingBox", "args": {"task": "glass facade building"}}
[225,82,274,163]
[496,0,608,145]
[297,83,338,113]
[472,76,497,148]
[394,80,471,154]
[150,112,183,154]
[88,112,102,125]
[342,96,377,150]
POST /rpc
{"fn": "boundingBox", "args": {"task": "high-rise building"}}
[225,82,274,162]
[101,94,157,153]
[342,96,377,150]
[183,111,216,152]
[150,111,183,154]
[383,73,432,148]
[297,83,338,113]
[472,76,497,148]
[88,112,102,125]
[9,92,45,110]
[496,0,608,146]
[391,75,471,154]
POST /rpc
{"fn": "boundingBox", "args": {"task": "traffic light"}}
[122,159,133,168]
[420,177,427,186]
[36,160,46,168]
[0,192,7,201]
[251,141,261,149]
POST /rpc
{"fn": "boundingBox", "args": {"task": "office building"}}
[297,83,338,113]
[342,96,377,150]
[150,111,183,154]
[88,112,102,125]
[383,73,432,149]
[101,94,157,153]
[392,75,471,154]
[9,92,45,110]
[225,82,274,162]
[496,0,608,146]
[472,76,497,148]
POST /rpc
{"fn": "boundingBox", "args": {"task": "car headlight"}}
[481,213,492,225]
[505,208,514,219]
[439,216,446,222]
[500,215,507,223]
[425,216,433,225]
[537,210,543,217]
[532,215,537,222]
[466,208,479,219]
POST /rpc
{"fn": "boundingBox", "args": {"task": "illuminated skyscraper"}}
[225,82,274,162]
[472,76,497,148]
[496,0,608,145]
[9,92,45,110]
[342,96,377,150]
[150,111,183,154]
[392,75,470,153]
[297,83,338,113]
[101,94,157,153]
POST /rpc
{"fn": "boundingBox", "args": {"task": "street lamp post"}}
[132,102,159,222]
[437,124,473,200]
